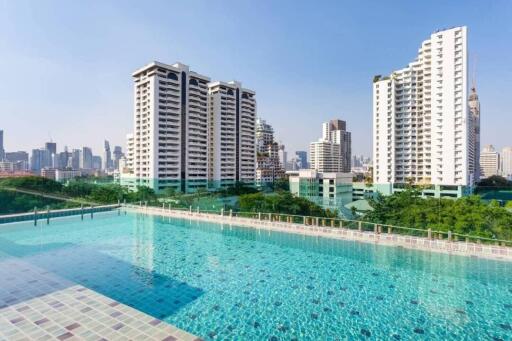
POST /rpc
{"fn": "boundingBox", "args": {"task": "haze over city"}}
[1,0,511,156]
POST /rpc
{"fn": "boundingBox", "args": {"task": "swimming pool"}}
[0,211,510,340]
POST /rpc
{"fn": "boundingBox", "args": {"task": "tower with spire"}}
[468,81,481,181]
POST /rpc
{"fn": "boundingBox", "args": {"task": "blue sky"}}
[0,0,511,157]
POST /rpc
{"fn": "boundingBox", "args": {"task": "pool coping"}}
[131,206,512,262]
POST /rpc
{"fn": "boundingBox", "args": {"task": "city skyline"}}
[1,1,511,156]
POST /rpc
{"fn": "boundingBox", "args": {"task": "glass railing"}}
[128,201,512,248]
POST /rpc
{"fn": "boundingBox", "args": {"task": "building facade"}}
[295,151,308,169]
[479,145,500,179]
[289,169,353,213]
[0,130,4,161]
[122,61,256,193]
[310,140,342,173]
[104,140,113,171]
[254,118,285,188]
[80,147,93,170]
[322,120,351,172]
[468,85,481,181]
[208,81,256,189]
[373,26,476,197]
[501,147,512,180]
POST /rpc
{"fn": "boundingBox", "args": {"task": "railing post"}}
[374,224,378,233]
[388,226,392,234]
[46,205,50,225]
[139,201,142,207]
[303,216,306,225]
[315,217,319,226]
[258,212,261,220]
[427,228,432,239]
[81,204,84,220]
[340,220,343,228]
[162,203,165,210]
[189,206,192,214]
[229,209,233,218]
[331,219,334,228]
[358,221,362,231]
[34,207,37,226]
[145,201,147,209]
[221,208,224,216]
[268,213,271,221]
[196,206,199,214]
[90,205,94,219]
[448,231,452,242]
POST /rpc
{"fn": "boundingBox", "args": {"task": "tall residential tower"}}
[122,61,256,193]
[373,26,477,197]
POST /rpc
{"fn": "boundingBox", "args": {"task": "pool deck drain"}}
[0,258,201,341]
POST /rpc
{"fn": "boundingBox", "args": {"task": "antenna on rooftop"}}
[471,54,478,90]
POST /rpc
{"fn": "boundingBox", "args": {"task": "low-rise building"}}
[41,168,56,180]
[289,169,352,214]
[55,169,82,182]
[0,161,14,173]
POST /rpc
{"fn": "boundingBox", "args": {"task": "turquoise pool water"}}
[0,211,511,340]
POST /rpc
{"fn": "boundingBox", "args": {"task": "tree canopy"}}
[239,191,337,217]
[364,190,512,240]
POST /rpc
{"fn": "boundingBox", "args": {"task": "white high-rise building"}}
[501,147,512,180]
[373,26,475,197]
[480,145,500,179]
[122,61,256,193]
[208,81,256,188]
[322,119,351,172]
[126,61,210,193]
[309,140,342,173]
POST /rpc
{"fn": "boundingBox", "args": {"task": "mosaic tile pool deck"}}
[0,249,199,340]
[0,210,511,340]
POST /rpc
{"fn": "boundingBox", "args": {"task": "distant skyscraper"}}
[113,146,123,169]
[104,140,113,170]
[373,26,475,197]
[92,155,102,170]
[45,142,57,168]
[480,145,500,179]
[6,151,28,163]
[71,149,81,170]
[6,151,29,171]
[45,142,56,155]
[468,85,481,181]
[57,150,71,169]
[501,147,512,180]
[80,147,93,169]
[0,130,4,161]
[295,151,308,169]
[278,145,287,170]
[322,119,351,172]
[31,149,50,173]
[254,118,285,187]
[256,119,275,153]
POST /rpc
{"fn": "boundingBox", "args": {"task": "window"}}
[167,72,178,80]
